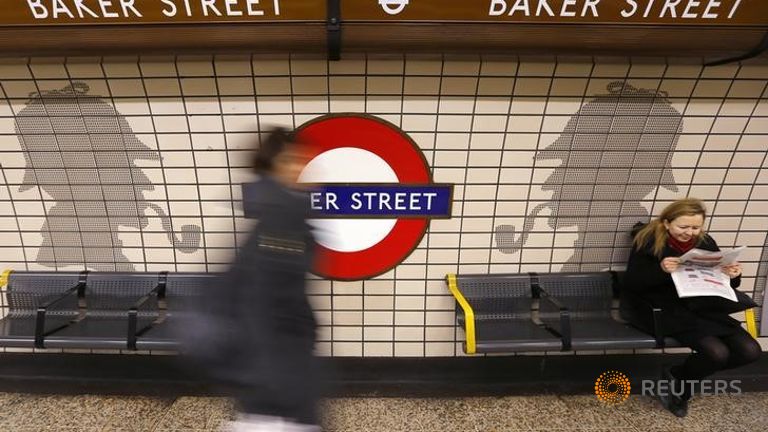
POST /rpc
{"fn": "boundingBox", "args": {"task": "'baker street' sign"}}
[5,0,766,25]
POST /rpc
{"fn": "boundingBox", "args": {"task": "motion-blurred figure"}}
[187,128,320,432]
[15,82,200,270]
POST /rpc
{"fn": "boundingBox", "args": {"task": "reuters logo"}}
[594,370,631,404]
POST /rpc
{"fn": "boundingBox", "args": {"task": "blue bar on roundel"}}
[308,184,453,217]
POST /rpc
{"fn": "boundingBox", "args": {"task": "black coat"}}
[622,230,741,340]
[188,176,317,396]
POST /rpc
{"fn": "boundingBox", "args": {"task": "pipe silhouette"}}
[146,203,201,253]
[494,203,548,254]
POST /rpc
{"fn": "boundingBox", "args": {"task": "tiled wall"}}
[0,55,766,356]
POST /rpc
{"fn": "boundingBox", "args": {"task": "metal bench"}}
[535,272,675,351]
[133,272,215,351]
[0,271,85,348]
[446,273,564,354]
[45,272,163,349]
[446,271,703,355]
[0,270,209,351]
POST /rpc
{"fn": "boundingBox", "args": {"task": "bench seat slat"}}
[475,321,562,352]
[0,318,40,348]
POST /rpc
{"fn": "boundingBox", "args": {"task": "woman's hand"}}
[721,262,743,279]
[660,257,681,273]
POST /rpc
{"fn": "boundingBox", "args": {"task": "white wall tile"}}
[175,58,214,77]
[333,342,363,357]
[700,64,738,79]
[363,342,393,357]
[144,78,181,96]
[628,63,666,78]
[332,324,364,341]
[514,78,551,96]
[364,311,394,326]
[364,327,393,341]
[28,63,66,79]
[102,61,141,78]
[3,56,768,359]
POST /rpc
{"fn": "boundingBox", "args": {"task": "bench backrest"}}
[6,272,83,317]
[454,274,533,320]
[85,272,162,316]
[165,272,217,313]
[535,272,615,318]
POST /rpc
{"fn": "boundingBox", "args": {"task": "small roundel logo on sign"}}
[295,114,452,281]
[378,0,410,15]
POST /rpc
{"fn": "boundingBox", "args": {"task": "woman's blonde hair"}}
[634,198,707,257]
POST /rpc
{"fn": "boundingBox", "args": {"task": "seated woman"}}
[623,198,761,417]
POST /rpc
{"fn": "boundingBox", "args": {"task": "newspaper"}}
[670,246,746,302]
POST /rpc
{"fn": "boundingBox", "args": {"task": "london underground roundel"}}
[296,114,452,281]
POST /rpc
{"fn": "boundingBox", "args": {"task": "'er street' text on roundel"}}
[296,114,452,281]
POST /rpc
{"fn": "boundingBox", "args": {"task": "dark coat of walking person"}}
[185,128,321,432]
[622,198,761,418]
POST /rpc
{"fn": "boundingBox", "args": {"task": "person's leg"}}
[670,336,730,401]
[282,347,321,426]
[720,330,762,370]
[672,330,761,383]
[672,336,730,380]
[262,339,321,427]
[655,335,730,417]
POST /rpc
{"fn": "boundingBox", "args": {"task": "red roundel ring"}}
[297,114,432,280]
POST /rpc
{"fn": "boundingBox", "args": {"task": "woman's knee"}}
[732,337,762,366]
[697,340,730,368]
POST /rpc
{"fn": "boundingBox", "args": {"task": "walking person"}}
[622,198,761,417]
[186,127,321,431]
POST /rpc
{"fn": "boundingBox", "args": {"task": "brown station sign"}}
[2,0,767,25]
[4,0,320,23]
[350,0,767,24]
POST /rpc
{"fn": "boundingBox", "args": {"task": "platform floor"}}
[0,392,766,431]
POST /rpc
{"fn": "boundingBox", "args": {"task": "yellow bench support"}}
[745,308,758,339]
[0,269,11,288]
[446,273,476,355]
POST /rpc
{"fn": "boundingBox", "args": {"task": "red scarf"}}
[668,236,695,254]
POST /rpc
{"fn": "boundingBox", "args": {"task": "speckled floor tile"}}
[2,430,110,432]
[0,393,23,422]
[683,393,768,429]
[0,392,764,432]
[461,395,536,430]
[552,395,638,429]
[0,394,173,431]
[321,398,460,432]
[607,396,699,431]
[409,398,490,432]
[466,394,599,430]
[153,396,234,431]
[202,398,237,430]
[530,429,635,432]
[608,393,768,431]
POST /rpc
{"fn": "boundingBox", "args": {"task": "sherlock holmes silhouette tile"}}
[15,83,200,271]
[495,82,680,272]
